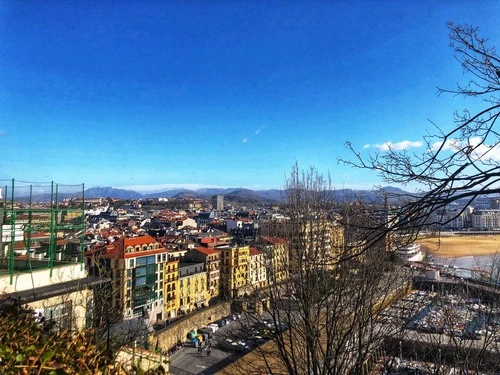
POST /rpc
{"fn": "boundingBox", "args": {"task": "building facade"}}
[217,244,249,298]
[164,259,179,320]
[178,261,208,313]
[472,209,500,230]
[86,235,168,323]
[211,195,224,211]
[249,247,267,289]
[187,247,221,302]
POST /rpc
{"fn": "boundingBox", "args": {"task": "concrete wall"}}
[154,302,231,352]
[0,263,86,293]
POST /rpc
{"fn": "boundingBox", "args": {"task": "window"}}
[135,267,146,277]
[137,257,147,266]
[135,276,146,287]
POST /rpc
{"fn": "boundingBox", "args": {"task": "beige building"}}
[261,237,289,283]
[249,247,267,289]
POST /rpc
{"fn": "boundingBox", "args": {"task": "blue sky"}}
[1,1,499,192]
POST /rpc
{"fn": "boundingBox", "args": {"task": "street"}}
[168,316,249,375]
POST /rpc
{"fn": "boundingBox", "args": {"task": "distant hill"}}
[224,188,278,205]
[85,187,143,199]
[78,185,416,206]
[172,190,200,199]
[144,189,193,198]
[194,188,237,196]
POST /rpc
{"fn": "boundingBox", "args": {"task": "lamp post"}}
[399,341,402,361]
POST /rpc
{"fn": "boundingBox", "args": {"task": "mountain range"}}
[83,186,412,205]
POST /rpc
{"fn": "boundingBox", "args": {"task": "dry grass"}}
[417,235,500,258]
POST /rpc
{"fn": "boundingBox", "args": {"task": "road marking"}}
[196,365,207,369]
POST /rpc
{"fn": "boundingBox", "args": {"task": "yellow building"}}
[164,259,179,320]
[217,244,249,298]
[178,261,208,313]
[187,247,220,302]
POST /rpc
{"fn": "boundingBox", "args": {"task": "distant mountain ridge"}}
[82,185,414,205]
[12,184,497,207]
[85,187,143,199]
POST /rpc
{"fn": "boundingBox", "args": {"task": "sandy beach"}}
[417,235,500,258]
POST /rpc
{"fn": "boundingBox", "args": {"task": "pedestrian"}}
[207,346,211,357]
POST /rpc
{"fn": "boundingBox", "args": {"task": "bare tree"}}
[229,165,413,375]
[340,22,500,238]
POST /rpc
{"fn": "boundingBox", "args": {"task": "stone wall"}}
[154,302,231,352]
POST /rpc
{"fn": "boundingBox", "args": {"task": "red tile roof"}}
[249,247,261,256]
[85,235,167,259]
[263,236,286,244]
[195,246,218,255]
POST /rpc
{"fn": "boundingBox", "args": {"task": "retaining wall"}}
[154,302,231,352]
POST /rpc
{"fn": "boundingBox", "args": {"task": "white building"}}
[471,209,500,230]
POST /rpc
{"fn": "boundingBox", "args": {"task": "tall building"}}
[217,244,249,298]
[86,234,168,323]
[249,247,267,289]
[164,259,179,320]
[212,195,224,211]
[260,237,289,283]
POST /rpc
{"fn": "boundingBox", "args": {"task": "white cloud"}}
[431,139,459,152]
[0,130,7,137]
[242,137,248,143]
[432,137,500,161]
[255,126,265,135]
[374,140,422,151]
[363,144,371,149]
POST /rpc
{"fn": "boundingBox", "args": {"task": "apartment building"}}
[249,247,267,289]
[164,259,179,320]
[187,246,220,302]
[217,244,249,298]
[260,237,289,283]
[472,209,500,230]
[427,208,468,229]
[178,261,208,313]
[86,235,167,323]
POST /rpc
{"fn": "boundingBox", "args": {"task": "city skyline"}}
[1,2,499,192]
